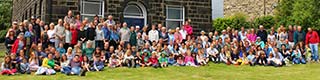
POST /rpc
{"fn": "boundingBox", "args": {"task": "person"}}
[5,29,16,55]
[82,56,91,72]
[287,25,295,48]
[75,13,82,30]
[158,53,168,68]
[183,21,193,36]
[29,52,39,71]
[146,52,159,68]
[305,28,319,62]
[1,56,17,75]
[78,23,87,47]
[105,15,115,25]
[148,24,159,42]
[47,23,56,46]
[134,52,145,67]
[64,23,72,49]
[69,55,82,75]
[31,16,41,43]
[207,44,219,63]
[56,43,66,56]
[70,24,78,47]
[129,26,137,46]
[291,48,306,64]
[83,41,95,61]
[123,50,135,68]
[119,22,130,43]
[35,53,57,75]
[257,25,268,43]
[54,19,66,48]
[11,33,25,55]
[86,21,97,47]
[92,55,104,71]
[184,49,197,67]
[64,10,75,24]
[293,26,305,44]
[60,54,71,75]
[95,23,105,49]
[108,54,120,68]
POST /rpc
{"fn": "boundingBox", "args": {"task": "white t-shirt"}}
[47,30,55,42]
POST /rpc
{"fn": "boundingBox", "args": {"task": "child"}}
[29,52,39,71]
[158,53,168,68]
[167,54,176,65]
[123,50,135,68]
[69,55,82,75]
[257,52,267,66]
[60,54,71,75]
[82,56,91,71]
[19,58,31,74]
[291,49,306,64]
[146,52,159,68]
[184,49,197,67]
[241,53,249,65]
[10,54,19,72]
[108,54,120,68]
[134,52,145,68]
[175,55,185,66]
[56,43,66,56]
[1,56,17,75]
[35,53,57,75]
[196,48,207,66]
[247,50,256,66]
[305,45,312,62]
[92,56,104,71]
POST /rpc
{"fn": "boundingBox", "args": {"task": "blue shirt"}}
[110,30,119,41]
[103,27,110,40]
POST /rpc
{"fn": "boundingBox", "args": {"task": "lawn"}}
[0,63,319,80]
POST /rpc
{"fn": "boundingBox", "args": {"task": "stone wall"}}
[12,0,46,22]
[224,0,278,17]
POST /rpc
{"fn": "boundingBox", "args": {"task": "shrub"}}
[252,15,275,29]
[0,30,8,42]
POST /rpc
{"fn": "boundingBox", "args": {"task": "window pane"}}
[167,8,182,19]
[166,21,182,29]
[83,2,101,15]
[82,15,102,22]
[124,5,143,17]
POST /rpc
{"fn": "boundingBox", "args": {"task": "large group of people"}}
[1,10,319,76]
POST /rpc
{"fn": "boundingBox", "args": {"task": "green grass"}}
[0,63,319,80]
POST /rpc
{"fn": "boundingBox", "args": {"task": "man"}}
[39,20,45,32]
[160,27,168,43]
[293,26,305,44]
[64,10,75,24]
[31,16,41,43]
[135,26,142,33]
[129,26,137,46]
[305,28,319,62]
[119,22,130,43]
[148,24,159,42]
[54,19,66,48]
[105,15,115,25]
[287,25,295,48]
[103,23,111,42]
[257,25,268,43]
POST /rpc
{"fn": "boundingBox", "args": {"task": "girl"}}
[57,43,66,56]
[123,50,135,68]
[29,52,39,71]
[11,33,25,55]
[92,56,104,71]
[1,56,17,75]
[147,52,159,68]
[108,54,120,68]
[257,52,267,66]
[175,55,185,66]
[66,47,74,61]
[196,48,208,66]
[184,49,197,67]
[158,53,168,68]
[64,23,72,50]
[35,53,57,75]
[247,50,256,66]
[41,25,49,49]
[60,54,71,75]
[291,49,306,64]
[5,29,16,55]
[167,54,176,65]
[82,56,91,71]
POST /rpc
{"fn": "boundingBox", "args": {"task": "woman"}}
[75,14,82,30]
[64,23,72,50]
[35,53,57,75]
[123,50,135,68]
[11,33,25,55]
[66,47,75,61]
[69,55,82,75]
[5,29,16,55]
[1,56,17,75]
[247,28,256,43]
[70,24,78,47]
[60,54,71,74]
[41,25,49,49]
[47,23,56,46]
[95,23,105,49]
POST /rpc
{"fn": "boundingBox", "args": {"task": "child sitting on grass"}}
[1,56,17,75]
[167,54,176,65]
[158,53,168,68]
[146,52,159,68]
[92,56,104,71]
[184,49,197,67]
[19,58,31,74]
[108,54,121,68]
[82,56,91,71]
[134,52,145,67]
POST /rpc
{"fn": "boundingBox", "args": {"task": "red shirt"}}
[70,29,78,45]
[148,57,158,65]
[305,31,319,44]
[184,25,193,35]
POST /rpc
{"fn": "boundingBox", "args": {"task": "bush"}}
[0,30,7,42]
[252,15,275,29]
[212,13,249,32]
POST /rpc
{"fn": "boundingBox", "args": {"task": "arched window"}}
[123,2,147,28]
[124,5,143,18]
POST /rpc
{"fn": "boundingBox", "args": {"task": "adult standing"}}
[183,21,193,36]
[54,19,66,48]
[257,25,268,43]
[105,15,115,25]
[129,26,137,46]
[31,16,41,43]
[305,28,319,62]
[293,26,305,44]
[148,24,159,42]
[287,25,295,48]
[119,22,130,43]
[64,10,75,24]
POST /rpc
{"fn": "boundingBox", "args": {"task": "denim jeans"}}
[61,66,71,74]
[309,43,319,61]
[293,58,306,64]
[71,67,81,75]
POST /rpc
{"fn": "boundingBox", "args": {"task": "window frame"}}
[80,0,105,20]
[166,5,185,29]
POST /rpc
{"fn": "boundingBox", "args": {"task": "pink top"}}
[247,33,257,42]
[184,56,195,64]
[184,25,193,35]
[174,32,183,43]
[76,20,81,30]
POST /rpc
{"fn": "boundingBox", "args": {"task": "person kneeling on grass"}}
[158,53,168,68]
[92,55,104,71]
[291,49,306,64]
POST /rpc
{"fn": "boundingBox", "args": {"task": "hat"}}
[201,30,205,34]
[31,16,36,19]
[136,26,140,29]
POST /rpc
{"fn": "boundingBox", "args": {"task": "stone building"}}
[212,0,279,19]
[12,0,212,33]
